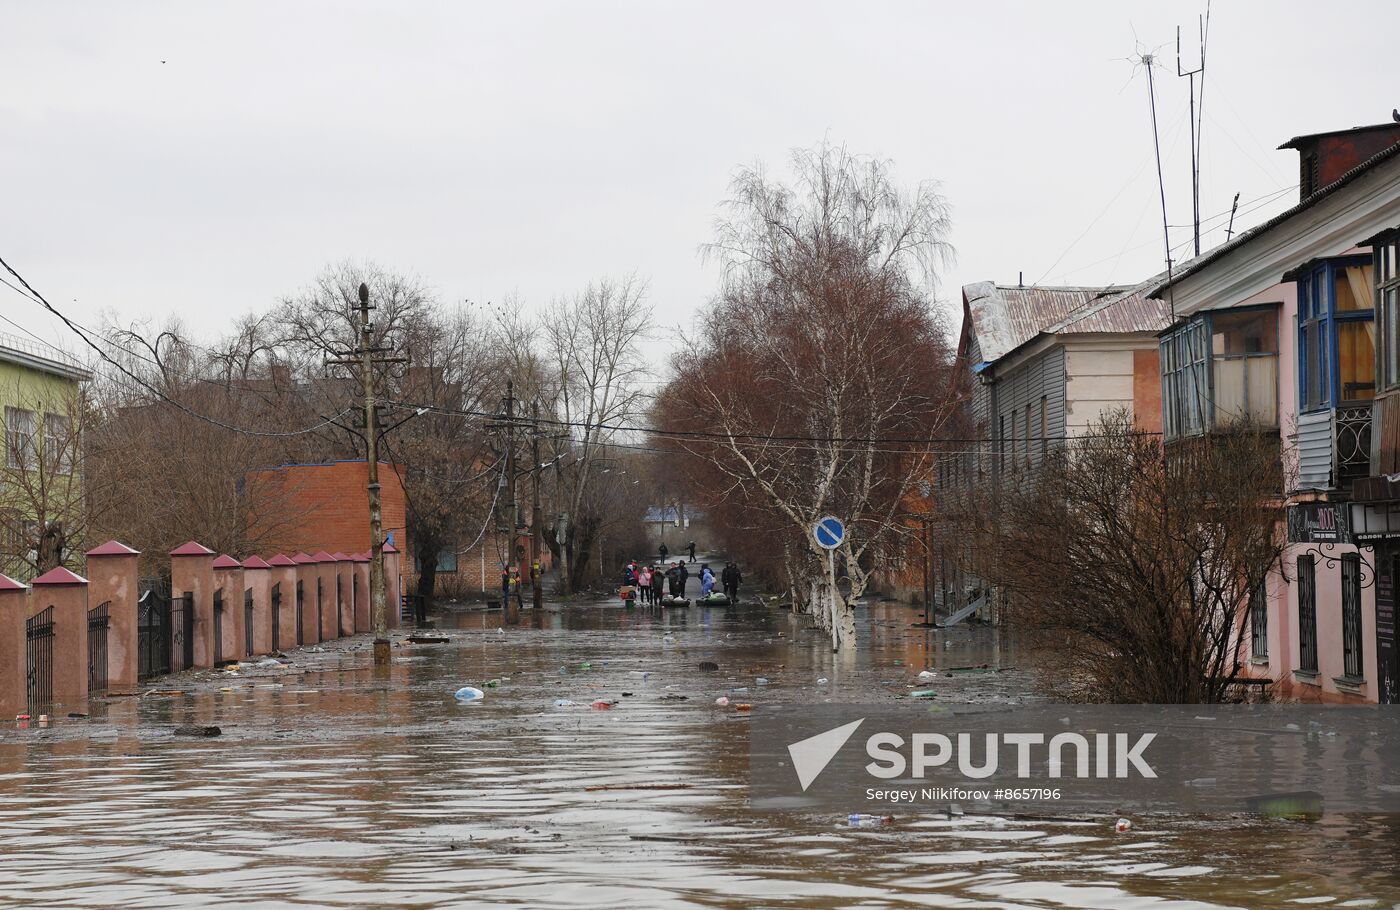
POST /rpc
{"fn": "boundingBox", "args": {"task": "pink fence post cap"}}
[32,567,88,586]
[267,555,297,567]
[291,553,316,565]
[170,541,216,557]
[383,542,398,554]
[87,540,140,557]
[312,551,336,563]
[242,556,272,570]
[331,552,351,562]
[0,574,26,592]
[211,555,242,570]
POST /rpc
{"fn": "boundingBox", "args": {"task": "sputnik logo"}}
[787,718,865,791]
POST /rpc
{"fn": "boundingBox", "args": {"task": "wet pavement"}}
[1,598,1397,908]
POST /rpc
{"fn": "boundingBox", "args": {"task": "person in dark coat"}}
[722,562,742,603]
[677,561,690,596]
[659,542,669,562]
[687,540,696,563]
[666,562,681,597]
[650,564,665,602]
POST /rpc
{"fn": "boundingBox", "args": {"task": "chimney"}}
[1280,121,1400,200]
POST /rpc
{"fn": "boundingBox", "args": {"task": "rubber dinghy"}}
[660,595,691,607]
[696,592,731,605]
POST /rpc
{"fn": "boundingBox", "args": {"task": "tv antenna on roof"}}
[1177,2,1211,257]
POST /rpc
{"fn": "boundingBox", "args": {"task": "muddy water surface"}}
[0,600,1395,908]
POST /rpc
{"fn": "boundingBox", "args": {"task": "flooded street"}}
[1,600,1395,909]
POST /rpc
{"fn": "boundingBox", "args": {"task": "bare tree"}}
[0,378,88,577]
[655,143,958,650]
[952,411,1284,703]
[537,275,652,593]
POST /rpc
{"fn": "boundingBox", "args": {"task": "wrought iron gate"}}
[26,606,54,713]
[295,580,304,646]
[138,580,172,679]
[171,592,194,672]
[88,600,111,694]
[213,590,224,665]
[244,588,254,656]
[336,575,344,638]
[271,583,281,652]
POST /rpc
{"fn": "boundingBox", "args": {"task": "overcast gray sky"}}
[3,1,1397,365]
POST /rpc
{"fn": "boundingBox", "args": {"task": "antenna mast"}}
[1177,3,1211,257]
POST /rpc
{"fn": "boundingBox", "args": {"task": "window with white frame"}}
[1377,230,1400,392]
[43,413,73,475]
[4,407,36,468]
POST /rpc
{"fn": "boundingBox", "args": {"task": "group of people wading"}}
[622,549,743,605]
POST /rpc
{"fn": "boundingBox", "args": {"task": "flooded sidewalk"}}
[0,599,1393,908]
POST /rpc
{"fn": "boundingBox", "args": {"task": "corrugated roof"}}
[963,277,1169,366]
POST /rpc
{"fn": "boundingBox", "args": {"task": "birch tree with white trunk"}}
[656,143,958,650]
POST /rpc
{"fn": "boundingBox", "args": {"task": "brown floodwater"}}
[1,599,1396,909]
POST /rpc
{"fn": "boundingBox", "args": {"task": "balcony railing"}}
[1336,402,1373,487]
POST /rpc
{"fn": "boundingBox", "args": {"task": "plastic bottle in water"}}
[847,814,890,828]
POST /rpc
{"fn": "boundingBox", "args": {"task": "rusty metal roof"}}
[962,277,1169,366]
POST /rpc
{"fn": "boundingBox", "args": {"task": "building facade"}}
[0,334,90,579]
[1149,121,1400,703]
[932,281,1168,620]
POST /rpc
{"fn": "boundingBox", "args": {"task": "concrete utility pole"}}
[531,399,543,611]
[327,282,405,667]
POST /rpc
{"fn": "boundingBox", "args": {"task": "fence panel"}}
[244,588,254,656]
[213,590,224,665]
[271,583,281,652]
[138,583,172,680]
[88,601,111,694]
[26,606,54,713]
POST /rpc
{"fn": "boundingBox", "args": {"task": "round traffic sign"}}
[813,516,845,550]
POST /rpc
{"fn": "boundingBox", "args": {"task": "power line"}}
[378,398,1163,446]
[0,253,355,438]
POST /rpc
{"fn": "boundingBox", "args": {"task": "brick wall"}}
[245,461,408,583]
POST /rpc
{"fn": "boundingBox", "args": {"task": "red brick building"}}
[245,460,408,585]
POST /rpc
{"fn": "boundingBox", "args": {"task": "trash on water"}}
[627,671,649,679]
[817,677,829,685]
[485,679,501,688]
[892,659,904,666]
[553,698,576,707]
[731,687,749,694]
[1115,817,1133,833]
[698,661,719,672]
[909,690,936,699]
[848,814,893,828]
[257,658,282,668]
[37,714,49,727]
[453,686,485,703]
[579,662,592,670]
[733,703,752,712]
[591,700,618,710]
[917,670,936,680]
[659,693,688,701]
[715,696,730,707]
[756,677,769,685]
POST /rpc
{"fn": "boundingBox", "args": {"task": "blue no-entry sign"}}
[813,516,845,550]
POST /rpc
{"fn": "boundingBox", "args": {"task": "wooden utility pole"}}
[531,400,543,611]
[504,382,519,624]
[326,282,405,666]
